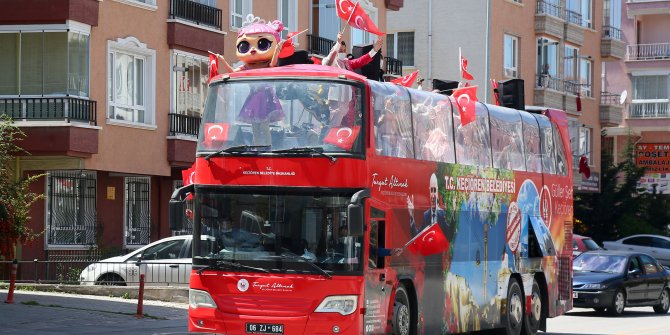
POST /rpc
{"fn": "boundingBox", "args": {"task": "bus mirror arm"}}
[169,184,194,231]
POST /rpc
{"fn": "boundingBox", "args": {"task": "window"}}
[604,0,622,38]
[46,170,97,247]
[580,58,592,97]
[639,254,659,274]
[172,51,209,117]
[653,237,670,249]
[387,32,414,67]
[278,0,297,39]
[108,37,155,125]
[125,176,151,247]
[537,37,558,80]
[564,46,579,82]
[490,106,524,170]
[455,104,492,167]
[370,81,414,158]
[569,119,591,168]
[504,34,519,78]
[193,0,215,6]
[632,75,669,101]
[623,236,652,246]
[231,0,252,29]
[142,239,185,260]
[0,31,89,96]
[411,90,455,163]
[581,0,592,28]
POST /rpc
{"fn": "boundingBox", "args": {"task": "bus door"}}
[363,202,393,334]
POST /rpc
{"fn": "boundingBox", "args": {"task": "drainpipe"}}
[485,0,491,102]
[428,0,433,83]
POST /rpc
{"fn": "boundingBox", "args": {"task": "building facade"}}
[387,0,627,193]
[603,0,670,195]
[0,0,402,264]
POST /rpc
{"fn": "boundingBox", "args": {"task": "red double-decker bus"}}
[170,64,573,335]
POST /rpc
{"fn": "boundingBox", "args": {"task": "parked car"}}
[80,235,217,286]
[573,234,603,256]
[572,250,670,316]
[603,234,670,266]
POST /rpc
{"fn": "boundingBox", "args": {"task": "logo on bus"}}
[506,202,521,253]
[540,185,552,227]
[237,278,250,292]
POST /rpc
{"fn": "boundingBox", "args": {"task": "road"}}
[546,307,670,335]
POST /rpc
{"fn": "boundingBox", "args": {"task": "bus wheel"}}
[504,278,524,335]
[522,279,542,335]
[392,285,412,335]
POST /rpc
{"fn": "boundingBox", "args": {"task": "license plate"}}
[246,323,284,334]
[573,291,578,299]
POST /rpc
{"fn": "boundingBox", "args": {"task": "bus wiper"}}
[272,147,337,163]
[196,259,269,274]
[204,145,271,161]
[279,252,332,279]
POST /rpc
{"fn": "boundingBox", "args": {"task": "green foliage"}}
[0,115,43,260]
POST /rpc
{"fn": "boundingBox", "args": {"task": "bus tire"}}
[503,278,524,335]
[521,279,542,335]
[392,284,413,335]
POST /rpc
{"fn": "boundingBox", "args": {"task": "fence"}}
[0,97,97,125]
[169,0,222,30]
[168,112,201,137]
[307,34,335,57]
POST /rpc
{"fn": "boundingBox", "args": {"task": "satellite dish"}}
[620,90,628,105]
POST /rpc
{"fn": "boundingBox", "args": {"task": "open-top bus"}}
[170,64,573,335]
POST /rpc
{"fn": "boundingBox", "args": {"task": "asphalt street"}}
[0,289,189,334]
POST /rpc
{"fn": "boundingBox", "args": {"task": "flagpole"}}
[340,1,359,35]
[458,47,463,87]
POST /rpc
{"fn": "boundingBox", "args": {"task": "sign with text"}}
[636,143,670,174]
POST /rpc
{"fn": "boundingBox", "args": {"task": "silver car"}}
[603,234,670,266]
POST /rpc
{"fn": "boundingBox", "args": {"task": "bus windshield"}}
[194,188,364,275]
[199,80,365,154]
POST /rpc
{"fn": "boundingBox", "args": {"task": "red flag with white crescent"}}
[452,85,478,126]
[323,126,361,150]
[208,53,218,84]
[336,0,385,36]
[460,55,474,81]
[579,155,591,179]
[202,122,230,149]
[391,70,419,87]
[181,163,196,200]
[406,223,449,256]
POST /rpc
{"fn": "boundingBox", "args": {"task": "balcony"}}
[626,0,670,18]
[564,9,585,46]
[600,92,624,126]
[601,26,626,60]
[629,100,670,118]
[0,0,99,26]
[308,34,335,57]
[167,0,225,54]
[626,43,670,61]
[0,97,99,157]
[385,56,403,77]
[169,0,222,30]
[167,113,200,166]
[535,75,591,112]
[535,0,565,39]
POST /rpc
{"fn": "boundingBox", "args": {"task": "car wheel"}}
[392,284,414,335]
[608,289,625,316]
[96,273,126,286]
[593,307,606,313]
[522,279,542,335]
[503,278,524,335]
[653,288,670,314]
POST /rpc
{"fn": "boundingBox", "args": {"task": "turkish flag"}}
[391,70,419,87]
[336,0,384,36]
[460,55,474,81]
[202,122,230,149]
[208,53,218,84]
[279,31,302,58]
[323,126,360,150]
[491,79,500,106]
[576,92,582,112]
[579,155,591,179]
[181,163,196,200]
[406,223,449,256]
[452,85,478,126]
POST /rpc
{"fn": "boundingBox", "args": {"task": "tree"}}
[574,138,647,244]
[0,115,42,260]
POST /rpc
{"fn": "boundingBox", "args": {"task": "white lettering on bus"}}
[372,173,409,191]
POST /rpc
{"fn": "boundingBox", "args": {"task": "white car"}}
[80,235,214,286]
[603,234,670,266]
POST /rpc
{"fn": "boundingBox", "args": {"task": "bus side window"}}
[489,106,524,171]
[454,102,492,167]
[535,115,557,174]
[521,113,542,173]
[410,90,455,163]
[552,123,569,176]
[371,82,413,158]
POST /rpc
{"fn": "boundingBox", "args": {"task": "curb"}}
[0,283,189,304]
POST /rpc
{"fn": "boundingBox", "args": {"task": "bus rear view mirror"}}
[169,184,194,231]
[347,204,364,234]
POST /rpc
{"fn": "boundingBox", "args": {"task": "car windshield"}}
[192,188,363,275]
[198,80,364,154]
[583,238,602,251]
[573,254,627,273]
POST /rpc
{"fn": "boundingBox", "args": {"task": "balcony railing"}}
[384,56,403,77]
[536,75,592,96]
[564,9,582,25]
[169,0,222,30]
[0,97,97,125]
[536,0,563,18]
[629,100,670,118]
[601,92,622,105]
[627,43,670,61]
[602,25,622,40]
[169,112,201,136]
[307,34,336,57]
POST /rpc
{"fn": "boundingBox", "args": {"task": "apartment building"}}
[0,0,402,263]
[603,0,670,195]
[387,0,627,193]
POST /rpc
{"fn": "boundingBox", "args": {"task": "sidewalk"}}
[0,289,189,334]
[0,283,189,303]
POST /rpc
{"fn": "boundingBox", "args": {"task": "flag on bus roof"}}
[452,85,478,126]
[405,223,449,256]
[324,126,360,150]
[391,70,419,88]
[460,54,474,81]
[181,163,196,200]
[336,0,384,36]
[491,79,500,106]
[208,53,218,84]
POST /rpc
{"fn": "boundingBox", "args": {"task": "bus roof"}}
[210,64,369,83]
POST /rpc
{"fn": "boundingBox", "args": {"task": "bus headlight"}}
[189,289,217,309]
[314,295,358,315]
